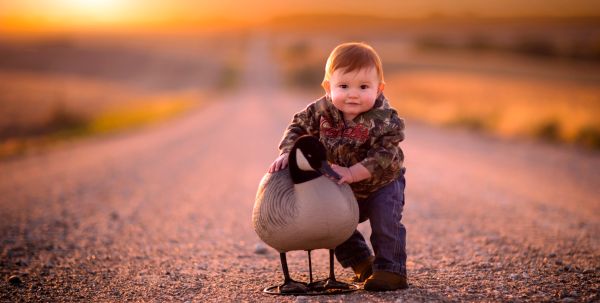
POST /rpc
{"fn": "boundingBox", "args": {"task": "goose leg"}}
[307,250,313,284]
[323,249,352,289]
[278,252,308,294]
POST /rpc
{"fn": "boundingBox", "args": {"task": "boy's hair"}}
[322,42,385,86]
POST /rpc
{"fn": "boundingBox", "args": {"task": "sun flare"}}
[58,0,127,22]
[63,0,120,12]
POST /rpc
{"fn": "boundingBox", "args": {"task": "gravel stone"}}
[8,275,22,286]
[254,243,269,255]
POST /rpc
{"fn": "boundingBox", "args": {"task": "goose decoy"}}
[253,135,359,294]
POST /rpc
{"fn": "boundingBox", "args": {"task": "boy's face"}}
[323,67,384,121]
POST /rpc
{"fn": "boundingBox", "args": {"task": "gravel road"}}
[1,34,599,302]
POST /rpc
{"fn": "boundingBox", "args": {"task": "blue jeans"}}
[335,168,407,276]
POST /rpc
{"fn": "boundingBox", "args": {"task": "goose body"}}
[253,169,358,252]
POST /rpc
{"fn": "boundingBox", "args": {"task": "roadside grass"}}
[273,38,325,94]
[0,93,199,159]
[87,94,197,135]
[384,72,600,149]
[0,32,250,160]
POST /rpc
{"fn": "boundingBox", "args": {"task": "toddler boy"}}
[269,42,407,291]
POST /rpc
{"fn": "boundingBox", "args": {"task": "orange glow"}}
[1,0,599,33]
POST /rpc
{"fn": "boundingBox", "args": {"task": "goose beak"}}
[319,161,341,180]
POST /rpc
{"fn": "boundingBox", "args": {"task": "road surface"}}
[1,34,599,302]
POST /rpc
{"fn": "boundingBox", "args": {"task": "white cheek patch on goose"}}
[296,150,315,171]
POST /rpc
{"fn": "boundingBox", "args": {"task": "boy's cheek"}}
[331,91,347,103]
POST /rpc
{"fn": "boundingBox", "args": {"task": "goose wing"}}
[253,169,297,239]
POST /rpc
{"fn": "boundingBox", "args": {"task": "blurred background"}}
[1,0,599,157]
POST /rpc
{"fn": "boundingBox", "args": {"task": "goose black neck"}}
[288,147,321,184]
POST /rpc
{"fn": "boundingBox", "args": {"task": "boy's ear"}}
[322,80,331,95]
[378,83,385,94]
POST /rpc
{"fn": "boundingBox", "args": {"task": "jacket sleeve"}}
[278,102,320,155]
[360,113,405,179]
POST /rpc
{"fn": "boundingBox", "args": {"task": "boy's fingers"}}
[270,160,280,173]
[268,154,289,173]
[325,175,336,181]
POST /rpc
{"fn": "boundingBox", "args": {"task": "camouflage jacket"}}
[278,94,405,200]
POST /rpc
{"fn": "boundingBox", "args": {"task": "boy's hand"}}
[330,164,354,185]
[268,153,289,173]
[330,163,372,185]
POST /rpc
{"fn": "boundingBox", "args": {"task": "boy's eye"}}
[339,84,347,89]
[360,85,369,89]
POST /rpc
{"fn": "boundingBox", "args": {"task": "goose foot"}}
[324,278,353,289]
[309,278,353,291]
[279,280,309,294]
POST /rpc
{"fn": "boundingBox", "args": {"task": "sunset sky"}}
[1,0,599,32]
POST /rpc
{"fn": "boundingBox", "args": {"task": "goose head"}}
[288,135,341,184]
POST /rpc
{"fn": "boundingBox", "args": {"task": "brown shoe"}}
[364,271,408,291]
[351,256,374,282]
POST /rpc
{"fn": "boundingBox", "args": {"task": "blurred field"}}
[0,32,247,157]
[2,16,600,156]
[270,16,600,149]
[384,70,600,147]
